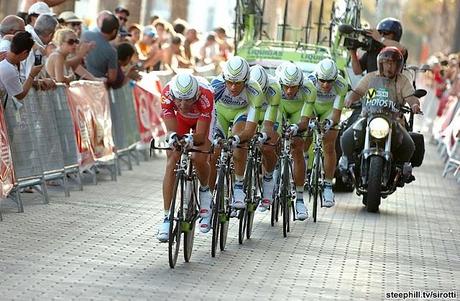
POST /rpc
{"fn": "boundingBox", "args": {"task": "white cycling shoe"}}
[199,189,212,218]
[323,183,335,208]
[296,200,309,221]
[157,217,170,242]
[231,185,246,209]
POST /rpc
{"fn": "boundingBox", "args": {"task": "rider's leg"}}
[322,129,339,207]
[259,129,279,211]
[393,123,416,183]
[158,150,181,241]
[292,136,308,220]
[231,120,248,208]
[193,139,213,232]
[209,109,230,191]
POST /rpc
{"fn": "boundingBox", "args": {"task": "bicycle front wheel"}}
[168,175,183,268]
[220,171,232,251]
[281,158,291,237]
[211,169,225,257]
[184,179,198,262]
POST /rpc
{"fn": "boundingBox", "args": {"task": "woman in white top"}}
[46,28,96,84]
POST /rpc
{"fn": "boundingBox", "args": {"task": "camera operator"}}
[350,17,407,75]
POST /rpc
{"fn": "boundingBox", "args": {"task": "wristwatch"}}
[380,36,385,43]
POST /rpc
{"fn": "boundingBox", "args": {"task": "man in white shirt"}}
[0,32,42,105]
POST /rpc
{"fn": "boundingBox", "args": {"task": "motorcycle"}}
[343,88,426,212]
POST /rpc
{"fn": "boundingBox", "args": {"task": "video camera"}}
[338,24,380,52]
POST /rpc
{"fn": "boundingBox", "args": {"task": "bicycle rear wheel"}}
[168,176,183,268]
[247,160,260,239]
[312,153,321,223]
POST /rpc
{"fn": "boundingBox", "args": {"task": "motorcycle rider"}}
[340,46,421,183]
[350,17,406,75]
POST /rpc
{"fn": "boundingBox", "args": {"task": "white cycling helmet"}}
[315,58,338,81]
[170,73,199,100]
[223,56,250,82]
[249,65,268,91]
[277,62,303,86]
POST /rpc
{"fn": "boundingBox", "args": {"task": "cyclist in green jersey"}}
[276,62,317,220]
[304,58,348,207]
[210,56,264,209]
[249,65,281,212]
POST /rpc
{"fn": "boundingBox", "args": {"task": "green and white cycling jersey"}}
[276,79,317,126]
[304,73,348,121]
[211,76,264,136]
[258,75,281,123]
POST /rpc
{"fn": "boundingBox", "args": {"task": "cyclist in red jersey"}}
[157,73,215,242]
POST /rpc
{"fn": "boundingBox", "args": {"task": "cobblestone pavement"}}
[0,144,459,301]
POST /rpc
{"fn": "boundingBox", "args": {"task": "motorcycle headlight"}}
[369,117,390,139]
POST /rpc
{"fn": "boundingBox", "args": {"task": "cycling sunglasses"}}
[318,78,334,83]
[225,80,245,85]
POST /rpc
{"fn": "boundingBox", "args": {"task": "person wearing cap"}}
[128,24,142,45]
[114,6,131,43]
[59,11,83,38]
[136,26,162,70]
[27,1,54,27]
[19,0,65,13]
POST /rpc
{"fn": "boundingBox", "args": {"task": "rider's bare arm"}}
[238,121,258,142]
[193,119,210,146]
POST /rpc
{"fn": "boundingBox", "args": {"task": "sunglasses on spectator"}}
[119,17,128,22]
[66,39,80,45]
[69,22,81,27]
[318,79,334,83]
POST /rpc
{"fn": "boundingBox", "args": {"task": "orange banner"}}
[0,105,15,198]
[66,81,115,170]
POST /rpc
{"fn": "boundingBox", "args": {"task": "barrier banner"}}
[0,105,15,198]
[135,72,166,140]
[66,81,115,169]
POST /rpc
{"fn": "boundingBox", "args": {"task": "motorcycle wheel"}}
[366,156,383,212]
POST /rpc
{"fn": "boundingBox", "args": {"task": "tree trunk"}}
[170,0,188,22]
[452,0,460,52]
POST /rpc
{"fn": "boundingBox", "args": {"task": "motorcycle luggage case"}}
[410,132,425,167]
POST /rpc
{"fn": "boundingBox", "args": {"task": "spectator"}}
[0,32,42,104]
[214,26,233,59]
[164,35,192,70]
[82,12,119,86]
[27,1,54,27]
[21,14,58,90]
[58,11,83,38]
[128,24,142,45]
[109,42,141,89]
[46,28,97,84]
[0,15,26,57]
[184,28,199,63]
[173,18,188,35]
[199,33,221,65]
[114,6,131,41]
[19,0,65,13]
[152,18,173,47]
[136,26,162,70]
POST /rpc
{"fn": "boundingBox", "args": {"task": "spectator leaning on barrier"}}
[109,42,142,89]
[82,12,119,86]
[21,13,58,90]
[214,27,233,60]
[199,32,222,65]
[128,24,142,45]
[0,15,26,60]
[46,28,98,84]
[114,6,131,43]
[0,32,43,105]
[184,28,199,64]
[136,26,162,71]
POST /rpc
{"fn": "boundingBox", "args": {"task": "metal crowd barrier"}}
[109,83,141,174]
[53,85,83,190]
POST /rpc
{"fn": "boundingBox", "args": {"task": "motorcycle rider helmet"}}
[249,65,269,92]
[223,56,250,82]
[315,58,338,82]
[276,62,303,86]
[376,17,403,42]
[377,46,404,75]
[170,73,199,100]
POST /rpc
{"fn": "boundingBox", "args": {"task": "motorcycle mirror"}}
[420,64,431,72]
[338,24,355,35]
[413,89,427,98]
